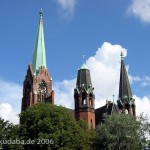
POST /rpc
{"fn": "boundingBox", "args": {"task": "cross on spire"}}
[82,55,85,64]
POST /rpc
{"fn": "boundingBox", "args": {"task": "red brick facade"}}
[21,64,54,111]
[75,111,95,128]
[74,90,95,128]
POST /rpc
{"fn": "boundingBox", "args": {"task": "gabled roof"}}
[118,52,132,102]
[95,102,119,125]
[31,8,47,75]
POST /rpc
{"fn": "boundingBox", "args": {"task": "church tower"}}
[117,52,136,116]
[21,9,54,111]
[74,63,95,128]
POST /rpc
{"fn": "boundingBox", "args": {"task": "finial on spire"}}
[113,95,115,103]
[120,51,124,61]
[111,94,115,115]
[39,8,43,19]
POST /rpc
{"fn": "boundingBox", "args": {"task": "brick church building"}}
[21,10,136,129]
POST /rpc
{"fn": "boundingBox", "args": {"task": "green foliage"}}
[19,103,95,150]
[0,118,8,139]
[0,118,23,149]
[2,103,149,150]
[95,113,150,150]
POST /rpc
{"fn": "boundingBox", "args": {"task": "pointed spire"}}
[31,8,47,75]
[119,53,132,102]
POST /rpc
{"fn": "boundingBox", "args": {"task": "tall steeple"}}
[32,8,47,75]
[22,9,54,111]
[117,52,136,116]
[119,52,132,101]
[74,61,95,128]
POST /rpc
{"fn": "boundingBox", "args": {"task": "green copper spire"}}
[31,8,47,75]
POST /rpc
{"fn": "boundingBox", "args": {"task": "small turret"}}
[74,62,95,128]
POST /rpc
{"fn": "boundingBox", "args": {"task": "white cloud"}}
[54,42,150,118]
[128,0,150,23]
[0,78,21,124]
[54,79,76,108]
[133,95,150,116]
[140,76,150,87]
[129,75,150,87]
[129,75,141,84]
[0,103,19,124]
[56,0,77,18]
[87,42,127,106]
[1,42,150,124]
[54,42,127,108]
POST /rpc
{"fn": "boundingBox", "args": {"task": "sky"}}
[0,0,150,124]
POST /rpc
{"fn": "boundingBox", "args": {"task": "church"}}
[21,9,136,129]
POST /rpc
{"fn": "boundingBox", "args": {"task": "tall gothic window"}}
[89,93,93,107]
[125,109,128,114]
[37,81,47,102]
[82,92,86,106]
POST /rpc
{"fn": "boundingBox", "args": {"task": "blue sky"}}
[0,0,150,123]
[0,0,150,82]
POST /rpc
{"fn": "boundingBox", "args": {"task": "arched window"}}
[37,81,47,102]
[82,92,86,106]
[89,93,93,106]
[125,109,128,114]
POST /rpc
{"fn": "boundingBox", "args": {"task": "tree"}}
[0,118,8,140]
[95,113,150,150]
[19,103,95,150]
[0,118,23,149]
